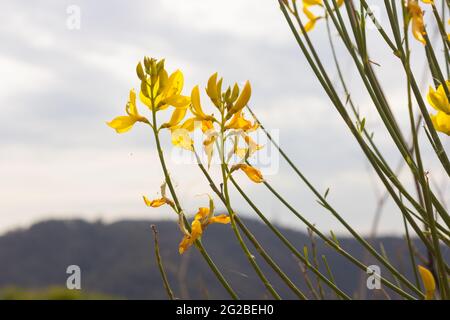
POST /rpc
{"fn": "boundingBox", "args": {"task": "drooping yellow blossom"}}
[427,81,450,135]
[107,89,149,133]
[421,0,434,4]
[225,111,259,132]
[231,164,264,183]
[300,0,344,32]
[143,195,174,208]
[178,206,230,254]
[407,0,427,44]
[418,265,436,300]
[303,6,322,32]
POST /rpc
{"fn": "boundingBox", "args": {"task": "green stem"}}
[151,225,175,300]
[218,110,281,299]
[149,84,238,300]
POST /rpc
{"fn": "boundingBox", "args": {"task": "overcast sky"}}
[1,0,448,235]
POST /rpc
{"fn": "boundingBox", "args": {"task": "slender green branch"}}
[151,225,175,300]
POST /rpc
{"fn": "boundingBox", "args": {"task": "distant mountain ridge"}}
[0,219,439,299]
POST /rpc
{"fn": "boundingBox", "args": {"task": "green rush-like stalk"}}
[148,81,239,300]
[360,0,450,177]
[192,150,308,300]
[151,225,175,300]
[281,0,445,259]
[279,0,449,298]
[217,109,281,300]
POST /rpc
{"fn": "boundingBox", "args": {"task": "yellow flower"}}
[427,81,450,135]
[418,265,436,300]
[178,206,230,254]
[138,58,190,111]
[231,164,264,183]
[107,89,149,133]
[303,6,322,32]
[407,1,427,44]
[421,0,434,3]
[301,0,343,32]
[143,195,174,208]
[427,81,450,114]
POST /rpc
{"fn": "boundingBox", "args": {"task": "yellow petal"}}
[163,70,184,97]
[191,85,213,120]
[178,235,193,254]
[107,116,137,134]
[161,94,190,109]
[126,89,138,116]
[179,117,200,132]
[139,88,153,109]
[194,207,210,221]
[178,219,203,254]
[427,81,450,113]
[201,120,214,133]
[190,219,203,241]
[418,265,436,300]
[206,72,219,105]
[227,81,251,117]
[143,196,171,207]
[233,164,264,183]
[408,1,427,44]
[161,107,188,128]
[208,215,231,225]
[431,111,450,135]
[303,0,322,6]
[225,111,257,131]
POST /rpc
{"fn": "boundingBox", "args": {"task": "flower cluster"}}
[107,57,190,133]
[107,57,266,254]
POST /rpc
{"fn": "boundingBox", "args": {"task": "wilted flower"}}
[231,164,264,183]
[178,205,230,254]
[407,0,427,44]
